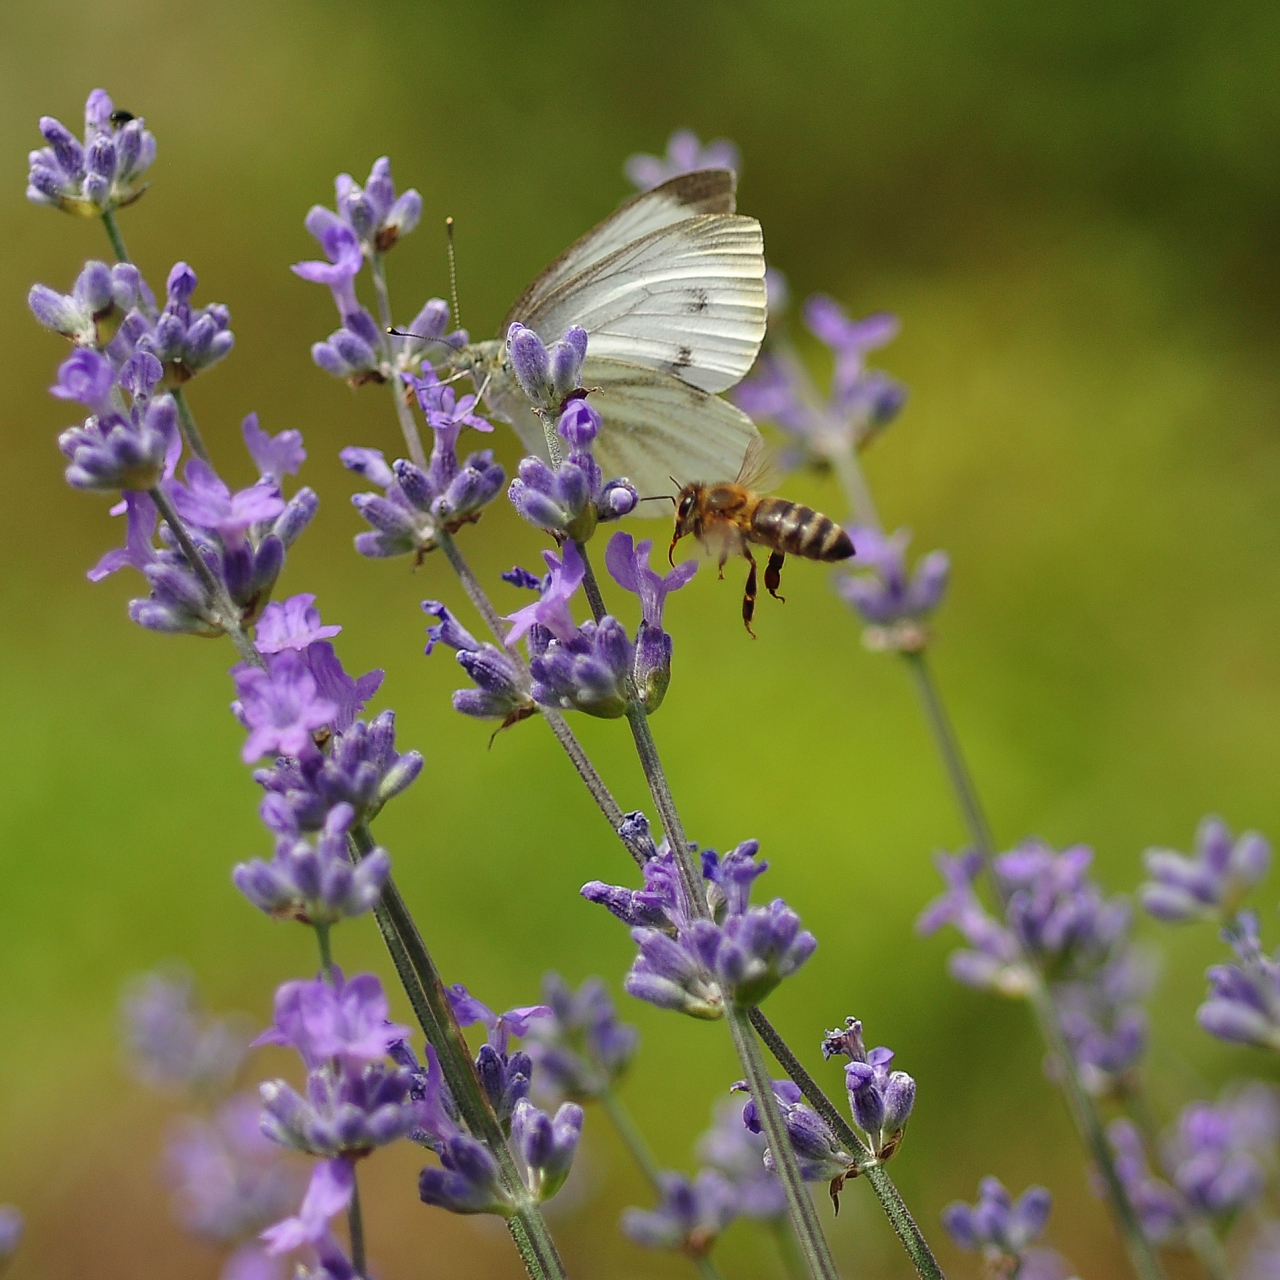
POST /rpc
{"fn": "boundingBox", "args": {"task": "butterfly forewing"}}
[519,215,766,395]
[501,169,738,327]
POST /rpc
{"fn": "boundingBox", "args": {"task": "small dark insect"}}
[108,109,136,127]
[669,438,855,637]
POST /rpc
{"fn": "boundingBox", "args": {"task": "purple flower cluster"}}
[624,129,741,190]
[342,369,504,560]
[822,1018,917,1158]
[734,1078,855,1186]
[522,973,640,1102]
[734,295,906,468]
[696,1098,787,1221]
[27,89,155,215]
[508,393,639,539]
[29,258,150,347]
[1198,910,1280,1051]
[835,527,949,652]
[421,601,534,728]
[583,839,816,1016]
[233,803,390,925]
[446,985,550,1125]
[121,967,252,1091]
[941,1177,1056,1270]
[1141,816,1271,924]
[621,1170,739,1255]
[136,262,235,384]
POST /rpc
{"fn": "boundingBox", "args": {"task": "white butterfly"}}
[462,169,766,515]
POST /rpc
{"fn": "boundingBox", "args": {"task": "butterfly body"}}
[459,170,767,511]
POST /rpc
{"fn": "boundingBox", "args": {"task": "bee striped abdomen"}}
[751,497,854,561]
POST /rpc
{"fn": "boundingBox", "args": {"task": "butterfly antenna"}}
[446,217,462,334]
[637,495,677,505]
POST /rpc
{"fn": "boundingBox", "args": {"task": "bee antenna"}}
[446,217,462,335]
[669,475,682,490]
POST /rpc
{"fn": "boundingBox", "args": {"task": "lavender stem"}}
[314,922,335,983]
[347,1170,367,1277]
[101,209,130,265]
[349,823,568,1280]
[170,386,213,466]
[147,486,263,669]
[770,1219,811,1280]
[825,431,1168,1280]
[370,250,427,469]
[748,1009,944,1280]
[726,1005,841,1280]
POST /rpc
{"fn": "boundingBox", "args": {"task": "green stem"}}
[436,530,640,862]
[347,1169,366,1276]
[694,1253,727,1280]
[1184,1219,1233,1280]
[170,385,213,465]
[726,1006,841,1280]
[314,922,335,982]
[348,823,568,1280]
[101,209,131,264]
[600,1086,666,1193]
[749,1009,945,1280]
[148,486,264,669]
[370,251,428,469]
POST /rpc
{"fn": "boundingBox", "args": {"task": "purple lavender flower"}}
[168,459,283,544]
[261,1157,354,1254]
[121,967,252,1091]
[507,398,638,538]
[822,1017,916,1158]
[135,263,234,384]
[624,129,741,191]
[421,601,534,728]
[1198,910,1280,1050]
[243,414,305,482]
[0,1207,21,1264]
[232,652,340,764]
[528,615,634,719]
[254,971,412,1070]
[27,89,155,215]
[55,349,179,493]
[734,296,907,468]
[1166,1090,1274,1217]
[620,1170,739,1255]
[29,259,148,347]
[735,1079,856,1184]
[1107,1120,1187,1243]
[511,1098,584,1201]
[1141,816,1271,924]
[505,323,588,415]
[834,527,949,653]
[166,1095,304,1244]
[324,157,422,257]
[523,973,640,1102]
[503,543,586,645]
[916,850,1031,994]
[233,802,390,924]
[941,1177,1055,1264]
[605,532,698,712]
[697,1098,786,1220]
[290,1233,357,1280]
[254,709,423,830]
[584,840,815,1016]
[446,984,550,1123]
[255,595,341,654]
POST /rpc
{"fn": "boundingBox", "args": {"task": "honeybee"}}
[669,438,855,636]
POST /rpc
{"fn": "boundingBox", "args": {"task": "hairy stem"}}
[314,922,335,983]
[370,251,428,470]
[148,486,263,668]
[749,1009,945,1280]
[771,1219,812,1280]
[101,209,131,265]
[1184,1220,1233,1280]
[600,1086,666,1193]
[171,386,213,466]
[349,823,568,1280]
[436,529,638,860]
[347,1169,366,1276]
[727,1006,841,1280]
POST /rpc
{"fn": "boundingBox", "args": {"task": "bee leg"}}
[765,550,786,602]
[742,549,758,638]
[718,547,730,581]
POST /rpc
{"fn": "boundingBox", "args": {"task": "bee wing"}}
[513,215,766,398]
[486,357,764,518]
[503,169,738,328]
[733,433,783,491]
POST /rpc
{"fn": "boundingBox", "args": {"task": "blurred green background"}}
[3,1,1280,1277]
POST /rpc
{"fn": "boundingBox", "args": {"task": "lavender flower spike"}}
[625,129,741,191]
[333,156,422,253]
[620,1170,739,1255]
[1140,816,1271,923]
[511,1097,584,1201]
[824,1017,917,1159]
[941,1177,1055,1264]
[422,601,534,729]
[697,1097,786,1220]
[28,89,156,215]
[605,531,698,712]
[835,527,949,653]
[29,259,146,347]
[446,984,550,1123]
[233,651,339,764]
[137,263,235,385]
[1107,1120,1186,1243]
[735,1079,856,1186]
[1197,910,1280,1049]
